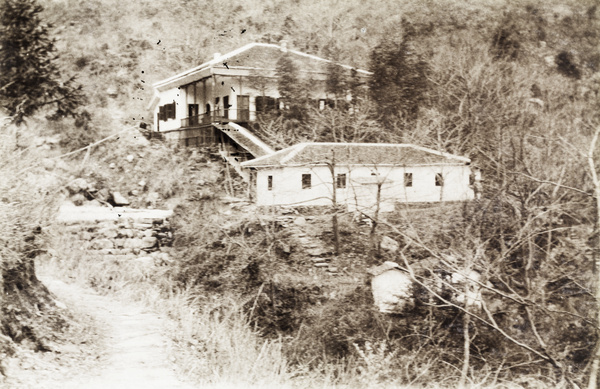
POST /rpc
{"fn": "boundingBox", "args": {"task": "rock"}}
[327,267,338,272]
[123,239,144,249]
[71,193,86,206]
[126,154,134,163]
[118,229,134,238]
[111,191,130,206]
[91,239,114,250]
[54,300,67,309]
[87,199,102,207]
[98,227,118,239]
[133,223,153,229]
[314,263,329,268]
[293,216,307,226]
[138,180,146,188]
[544,55,555,67]
[66,178,89,194]
[307,247,328,257]
[96,188,110,202]
[109,162,116,169]
[134,256,154,267]
[528,98,544,108]
[141,236,157,248]
[380,236,399,253]
[370,264,413,314]
[41,158,56,170]
[146,192,160,205]
[131,189,139,196]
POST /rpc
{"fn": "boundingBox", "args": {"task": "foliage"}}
[0,0,84,125]
[369,33,428,126]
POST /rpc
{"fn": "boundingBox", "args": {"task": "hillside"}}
[1,0,600,387]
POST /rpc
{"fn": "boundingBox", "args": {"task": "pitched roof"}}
[241,143,471,168]
[153,42,371,90]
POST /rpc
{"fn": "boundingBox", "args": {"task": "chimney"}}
[213,52,221,60]
[280,40,288,53]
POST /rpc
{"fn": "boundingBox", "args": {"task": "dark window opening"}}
[302,174,311,189]
[159,102,176,121]
[336,174,346,189]
[267,175,273,191]
[435,173,444,187]
[404,173,413,187]
[223,96,229,119]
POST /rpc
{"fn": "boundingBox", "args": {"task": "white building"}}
[241,143,475,213]
[148,42,370,151]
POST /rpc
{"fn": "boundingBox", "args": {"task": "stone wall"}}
[60,215,173,265]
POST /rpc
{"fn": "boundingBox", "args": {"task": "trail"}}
[39,276,195,389]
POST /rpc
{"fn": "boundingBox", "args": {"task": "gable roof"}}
[241,143,471,168]
[153,42,371,91]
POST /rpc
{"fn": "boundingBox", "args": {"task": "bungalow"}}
[148,42,371,158]
[240,143,476,213]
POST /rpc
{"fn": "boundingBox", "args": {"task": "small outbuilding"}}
[368,261,413,314]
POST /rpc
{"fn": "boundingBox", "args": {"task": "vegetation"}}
[2,0,600,388]
[0,0,84,126]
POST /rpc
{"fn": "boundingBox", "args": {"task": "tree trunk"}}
[587,127,600,389]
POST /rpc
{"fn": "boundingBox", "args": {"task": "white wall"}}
[154,87,183,132]
[254,163,474,211]
[156,73,330,130]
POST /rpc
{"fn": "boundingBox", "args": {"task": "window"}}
[159,103,176,121]
[404,173,413,187]
[267,175,273,191]
[336,174,346,189]
[302,174,311,189]
[435,173,444,187]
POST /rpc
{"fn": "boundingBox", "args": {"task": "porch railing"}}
[181,109,250,128]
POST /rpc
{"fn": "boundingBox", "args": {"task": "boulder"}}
[369,261,413,314]
[111,191,130,206]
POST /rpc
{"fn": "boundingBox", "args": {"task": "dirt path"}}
[35,276,196,389]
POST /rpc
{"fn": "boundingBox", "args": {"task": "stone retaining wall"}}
[60,215,173,264]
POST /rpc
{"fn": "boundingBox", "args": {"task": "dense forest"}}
[2,0,600,387]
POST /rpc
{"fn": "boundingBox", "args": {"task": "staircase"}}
[213,122,274,158]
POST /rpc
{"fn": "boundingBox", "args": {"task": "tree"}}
[0,0,84,126]
[369,34,428,126]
